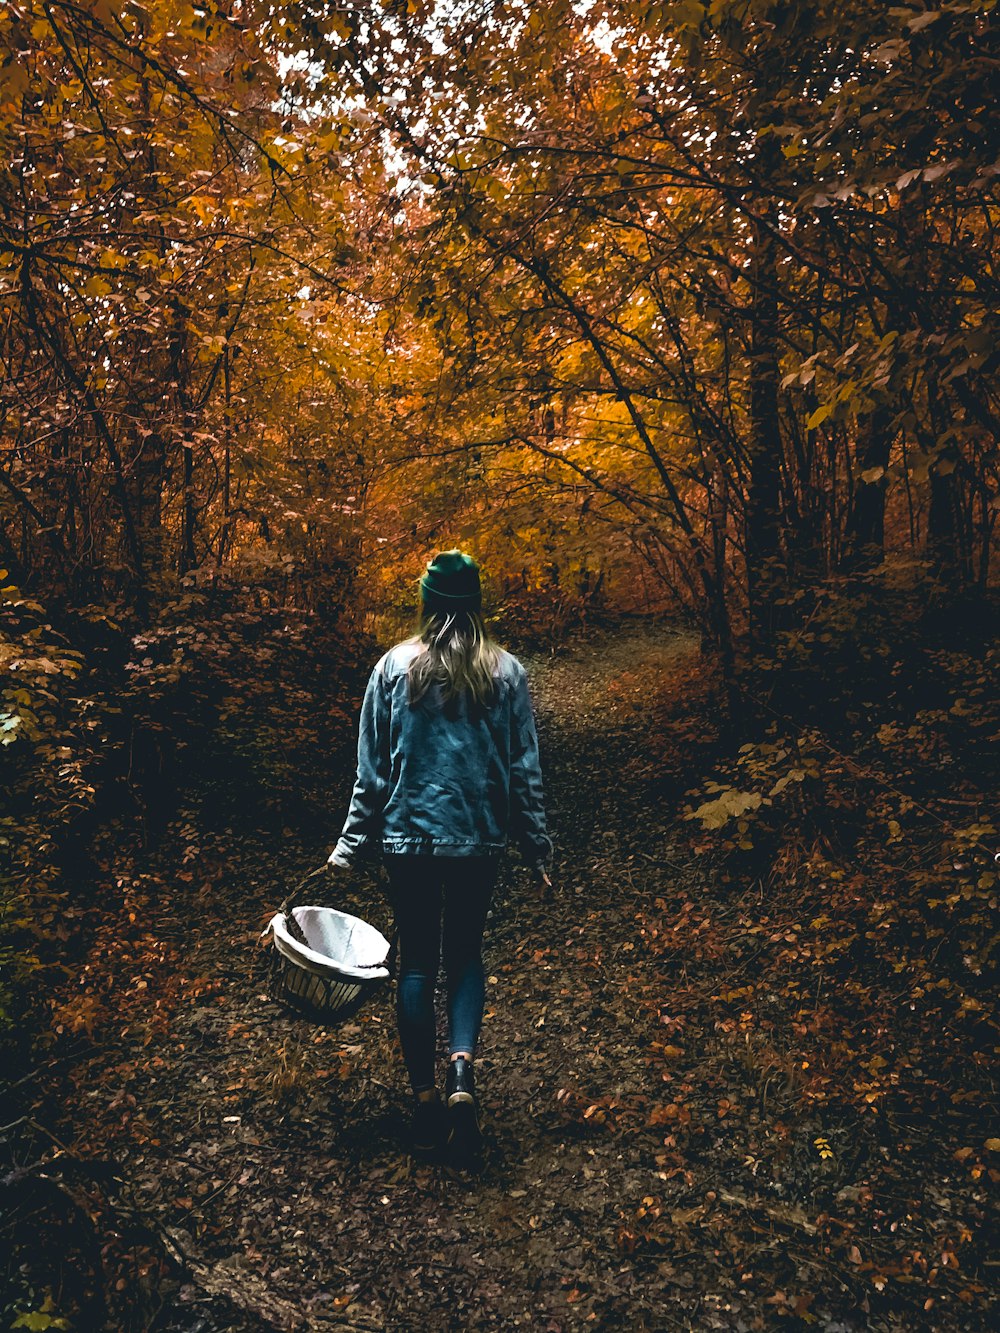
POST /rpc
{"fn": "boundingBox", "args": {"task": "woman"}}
[328,549,553,1156]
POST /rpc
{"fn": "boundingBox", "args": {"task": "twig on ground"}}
[159,1225,383,1330]
[5,1048,89,1094]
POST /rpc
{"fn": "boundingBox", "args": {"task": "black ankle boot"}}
[410,1093,443,1153]
[445,1057,481,1154]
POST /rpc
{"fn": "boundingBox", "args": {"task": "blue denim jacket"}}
[329,641,552,869]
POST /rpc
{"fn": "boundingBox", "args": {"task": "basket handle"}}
[277,864,328,947]
[279,863,328,918]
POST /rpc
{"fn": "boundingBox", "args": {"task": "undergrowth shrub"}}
[121,588,371,839]
[1,573,370,1038]
[680,563,999,1121]
[1,574,99,1029]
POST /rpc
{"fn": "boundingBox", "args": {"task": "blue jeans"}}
[384,854,500,1094]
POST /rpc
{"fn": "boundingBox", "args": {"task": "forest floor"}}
[6,622,995,1332]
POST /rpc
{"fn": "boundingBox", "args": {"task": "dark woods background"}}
[1,1,998,1328]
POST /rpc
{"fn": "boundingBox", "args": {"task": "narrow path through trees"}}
[13,625,992,1332]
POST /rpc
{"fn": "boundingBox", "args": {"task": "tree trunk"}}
[745,200,785,649]
[843,405,894,572]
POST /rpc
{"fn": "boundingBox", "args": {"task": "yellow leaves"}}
[953,821,997,843]
[0,58,30,109]
[687,787,762,829]
[672,0,710,33]
[599,74,630,116]
[768,768,804,797]
[485,175,509,203]
[316,122,346,153]
[329,11,355,41]
[718,984,754,1003]
[853,1079,885,1107]
[196,331,229,355]
[806,403,832,430]
[805,379,857,431]
[187,195,218,226]
[85,0,121,29]
[527,9,548,39]
[11,1292,70,1331]
[51,992,103,1038]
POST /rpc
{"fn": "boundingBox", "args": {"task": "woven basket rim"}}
[269,907,391,982]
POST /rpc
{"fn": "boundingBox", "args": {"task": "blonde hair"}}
[405,607,503,710]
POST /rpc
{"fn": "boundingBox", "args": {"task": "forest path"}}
[49,621,900,1332]
[86,619,732,1332]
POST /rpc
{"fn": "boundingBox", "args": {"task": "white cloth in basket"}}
[268,906,391,981]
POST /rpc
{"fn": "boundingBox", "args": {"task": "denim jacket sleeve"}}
[328,661,391,868]
[509,665,553,869]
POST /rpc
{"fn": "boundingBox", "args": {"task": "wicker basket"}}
[266,866,396,1026]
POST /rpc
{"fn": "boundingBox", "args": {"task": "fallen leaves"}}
[8,625,996,1331]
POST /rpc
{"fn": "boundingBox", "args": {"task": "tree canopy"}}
[2,0,996,641]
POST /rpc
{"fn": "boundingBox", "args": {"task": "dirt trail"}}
[13,623,997,1333]
[45,622,714,1331]
[27,623,976,1331]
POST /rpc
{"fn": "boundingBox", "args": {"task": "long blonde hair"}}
[405,607,504,710]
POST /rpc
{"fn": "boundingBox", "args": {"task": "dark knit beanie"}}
[420,549,482,612]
